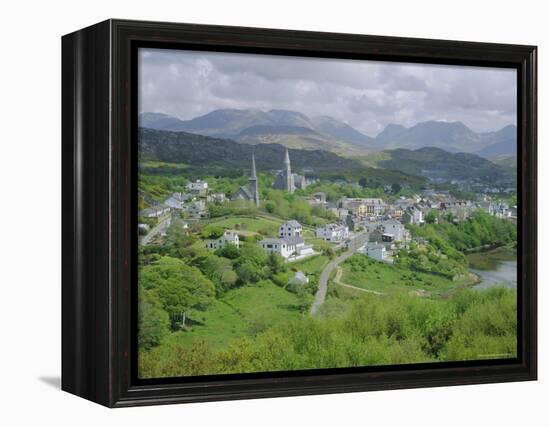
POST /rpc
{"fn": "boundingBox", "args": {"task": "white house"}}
[315,223,349,241]
[401,206,424,225]
[258,237,296,259]
[186,179,209,195]
[138,205,171,218]
[206,192,226,203]
[205,231,240,250]
[382,219,408,241]
[279,220,303,238]
[138,223,150,232]
[258,235,314,260]
[411,207,424,225]
[359,242,388,262]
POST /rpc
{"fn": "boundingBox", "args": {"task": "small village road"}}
[310,231,369,315]
[140,216,171,246]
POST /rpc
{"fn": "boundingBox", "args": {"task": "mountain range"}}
[140,110,375,155]
[139,109,516,158]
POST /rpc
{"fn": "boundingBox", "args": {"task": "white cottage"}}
[279,220,303,238]
[360,242,388,262]
[205,231,240,250]
[382,219,408,241]
[258,235,314,260]
[186,179,209,195]
[315,223,349,241]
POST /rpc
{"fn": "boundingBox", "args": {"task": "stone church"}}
[273,148,307,193]
[231,154,260,206]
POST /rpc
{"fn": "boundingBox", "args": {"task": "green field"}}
[466,246,517,270]
[140,160,190,170]
[292,254,329,274]
[164,280,304,351]
[206,215,282,236]
[339,255,475,297]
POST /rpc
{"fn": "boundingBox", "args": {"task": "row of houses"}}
[203,220,316,261]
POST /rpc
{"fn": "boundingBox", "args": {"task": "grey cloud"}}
[138,48,516,137]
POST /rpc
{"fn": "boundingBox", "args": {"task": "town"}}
[137,144,518,378]
[139,149,517,266]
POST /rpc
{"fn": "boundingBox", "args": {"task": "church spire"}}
[250,152,257,179]
[284,148,291,166]
[283,148,294,193]
[248,153,259,207]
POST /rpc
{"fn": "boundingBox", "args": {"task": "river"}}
[470,260,517,291]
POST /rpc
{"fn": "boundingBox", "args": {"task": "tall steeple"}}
[248,153,259,206]
[284,148,291,166]
[283,148,294,193]
[250,152,257,179]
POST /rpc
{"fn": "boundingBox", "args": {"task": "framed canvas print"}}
[62,19,537,407]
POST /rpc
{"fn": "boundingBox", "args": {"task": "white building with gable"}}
[315,223,349,241]
[205,231,240,250]
[279,220,303,238]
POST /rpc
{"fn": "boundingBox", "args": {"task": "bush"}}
[138,288,170,350]
[138,287,517,378]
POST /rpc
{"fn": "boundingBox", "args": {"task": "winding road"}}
[309,231,369,315]
[140,215,171,246]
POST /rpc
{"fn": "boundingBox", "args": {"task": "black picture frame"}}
[62,19,537,408]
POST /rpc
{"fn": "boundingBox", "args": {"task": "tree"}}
[216,243,240,259]
[138,287,170,350]
[236,261,263,284]
[201,224,225,239]
[265,201,276,214]
[425,209,438,224]
[267,252,286,275]
[391,183,402,194]
[140,256,216,329]
[164,220,197,258]
[198,254,238,294]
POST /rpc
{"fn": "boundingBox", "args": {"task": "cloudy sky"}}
[138,48,517,137]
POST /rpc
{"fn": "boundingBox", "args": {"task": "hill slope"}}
[138,127,427,187]
[365,147,515,185]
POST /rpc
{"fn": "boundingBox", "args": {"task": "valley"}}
[136,122,518,378]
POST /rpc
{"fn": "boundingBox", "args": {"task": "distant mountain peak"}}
[138,110,516,159]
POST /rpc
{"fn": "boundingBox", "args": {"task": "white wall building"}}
[138,205,171,218]
[205,231,240,250]
[186,179,209,195]
[279,220,303,238]
[315,223,349,241]
[359,242,388,262]
[411,207,424,225]
[382,219,408,241]
[206,192,226,203]
[258,235,314,260]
